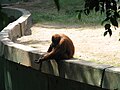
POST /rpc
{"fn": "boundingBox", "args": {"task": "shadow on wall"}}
[0,56,109,90]
[36,58,104,87]
[0,8,16,31]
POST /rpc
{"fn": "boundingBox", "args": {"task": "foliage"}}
[53,0,60,11]
[54,0,120,36]
[0,4,9,31]
[0,3,16,31]
[31,0,105,27]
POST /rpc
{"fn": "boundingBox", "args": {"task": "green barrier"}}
[0,57,108,90]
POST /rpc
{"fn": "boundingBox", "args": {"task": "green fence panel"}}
[0,57,108,90]
[0,57,5,90]
[4,59,48,90]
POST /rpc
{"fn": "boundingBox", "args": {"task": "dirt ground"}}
[16,24,120,67]
[10,1,120,67]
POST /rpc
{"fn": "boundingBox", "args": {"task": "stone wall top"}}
[0,7,34,65]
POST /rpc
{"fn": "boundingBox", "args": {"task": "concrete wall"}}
[0,7,120,90]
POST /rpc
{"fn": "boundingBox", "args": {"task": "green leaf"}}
[114,12,119,18]
[104,24,111,30]
[108,29,112,36]
[78,12,81,20]
[101,17,109,25]
[110,17,118,27]
[104,31,108,36]
[53,0,60,11]
[84,9,90,15]
[95,6,99,12]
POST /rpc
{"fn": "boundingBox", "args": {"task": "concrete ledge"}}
[1,7,120,90]
[41,59,112,87]
[2,7,32,41]
[102,67,120,90]
[0,7,37,67]
[2,7,22,19]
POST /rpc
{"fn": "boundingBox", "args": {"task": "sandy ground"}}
[15,24,120,67]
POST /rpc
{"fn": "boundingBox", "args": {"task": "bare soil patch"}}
[10,1,120,67]
[16,24,120,67]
